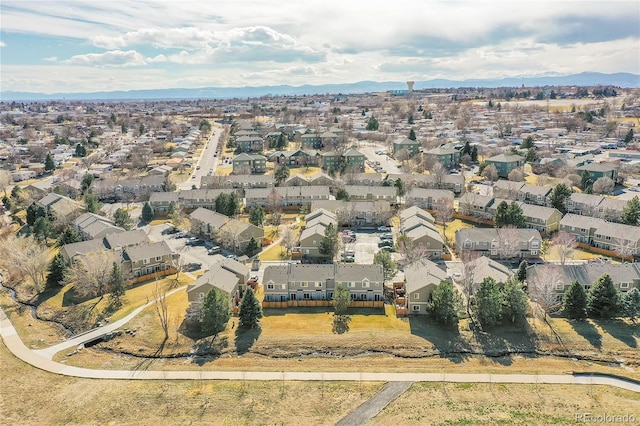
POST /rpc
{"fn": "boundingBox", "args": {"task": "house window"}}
[301,282,308,288]
[303,293,311,300]
[156,256,162,261]
[620,283,629,289]
[530,250,538,256]
[143,259,149,264]
[412,305,421,312]
[267,284,275,290]
[490,250,497,256]
[315,282,322,288]
[531,241,540,248]
[362,282,369,288]
[348,282,355,288]
[413,293,419,300]
[556,283,564,291]
[199,292,205,300]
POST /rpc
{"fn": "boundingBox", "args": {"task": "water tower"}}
[407,81,415,92]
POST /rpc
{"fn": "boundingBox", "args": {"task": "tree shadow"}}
[408,316,472,363]
[190,336,229,366]
[235,326,261,355]
[597,319,638,348]
[570,320,602,349]
[132,339,167,371]
[332,315,351,334]
[471,320,538,366]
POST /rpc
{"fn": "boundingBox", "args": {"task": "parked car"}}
[378,240,393,248]
[187,262,203,271]
[162,226,179,235]
[174,232,189,239]
[226,254,238,260]
[207,246,222,255]
[186,238,205,246]
[341,255,355,263]
[380,233,393,240]
[377,226,391,232]
[380,246,395,252]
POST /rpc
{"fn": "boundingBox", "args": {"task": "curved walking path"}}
[1,306,639,392]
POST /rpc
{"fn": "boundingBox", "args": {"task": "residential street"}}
[177,124,224,190]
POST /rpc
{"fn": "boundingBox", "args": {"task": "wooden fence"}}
[128,268,178,285]
[577,242,633,261]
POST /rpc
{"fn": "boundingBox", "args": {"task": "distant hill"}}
[2,72,638,101]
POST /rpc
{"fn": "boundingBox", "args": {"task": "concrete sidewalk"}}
[34,283,188,360]
[1,307,639,393]
[336,381,412,426]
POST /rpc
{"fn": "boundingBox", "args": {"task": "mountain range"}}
[2,72,638,101]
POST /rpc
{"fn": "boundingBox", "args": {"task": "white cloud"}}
[64,50,146,67]
[0,41,6,48]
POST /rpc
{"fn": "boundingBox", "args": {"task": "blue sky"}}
[1,0,639,93]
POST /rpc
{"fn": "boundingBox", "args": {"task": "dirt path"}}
[336,381,412,426]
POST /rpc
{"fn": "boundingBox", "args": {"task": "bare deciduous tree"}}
[152,281,170,341]
[508,167,525,182]
[592,176,615,194]
[280,225,295,255]
[528,264,563,319]
[481,164,499,182]
[0,235,49,293]
[434,198,454,243]
[0,169,11,197]
[496,225,521,259]
[429,162,448,189]
[459,250,481,316]
[64,251,114,300]
[551,231,577,265]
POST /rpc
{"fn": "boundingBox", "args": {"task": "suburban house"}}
[186,256,251,319]
[405,188,455,210]
[348,173,384,186]
[245,186,331,209]
[486,199,563,234]
[492,181,554,206]
[283,171,334,187]
[36,193,85,225]
[73,212,124,241]
[297,209,337,259]
[262,263,385,306]
[392,137,420,157]
[234,135,264,152]
[576,162,619,184]
[60,239,108,263]
[527,262,640,296]
[457,193,494,219]
[200,174,274,189]
[268,150,320,167]
[485,154,525,178]
[399,207,445,259]
[343,148,366,171]
[399,206,435,225]
[311,200,393,227]
[343,185,397,204]
[387,173,464,195]
[122,241,175,279]
[401,258,449,315]
[559,214,640,258]
[320,151,341,171]
[189,207,264,253]
[104,229,150,250]
[301,133,322,149]
[452,256,512,289]
[455,228,543,259]
[320,131,339,147]
[567,193,606,216]
[232,153,267,174]
[423,146,460,168]
[92,175,165,202]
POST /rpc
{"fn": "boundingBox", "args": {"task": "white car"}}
[377,226,391,232]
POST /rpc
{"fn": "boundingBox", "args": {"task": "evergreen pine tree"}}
[501,278,529,323]
[621,196,640,226]
[46,252,67,288]
[493,201,509,227]
[239,287,263,329]
[475,277,503,328]
[57,226,81,247]
[141,202,154,222]
[622,288,640,323]
[516,260,528,283]
[428,280,462,326]
[587,274,621,319]
[200,288,231,337]
[44,153,55,172]
[563,281,587,320]
[108,262,126,306]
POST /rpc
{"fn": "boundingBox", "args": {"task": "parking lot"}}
[146,222,237,273]
[341,228,399,265]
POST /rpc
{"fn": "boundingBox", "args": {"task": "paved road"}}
[178,124,223,190]
[336,381,412,426]
[1,307,639,393]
